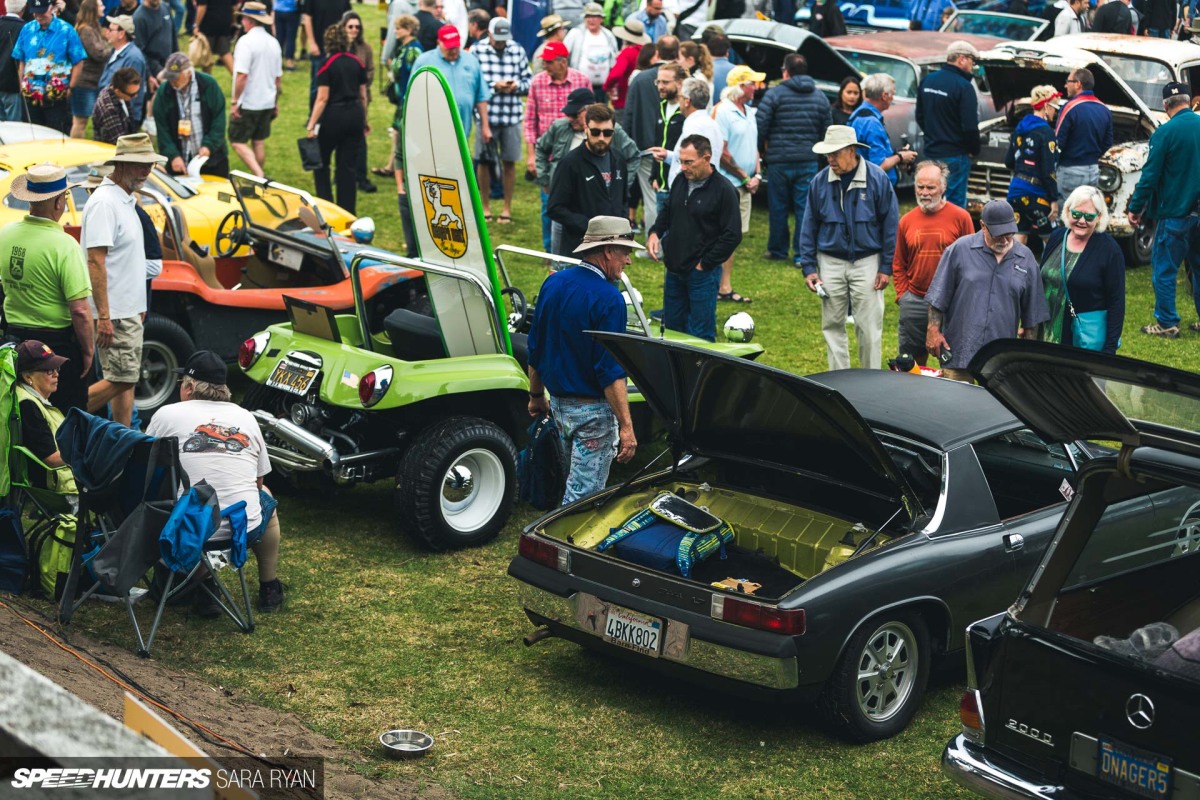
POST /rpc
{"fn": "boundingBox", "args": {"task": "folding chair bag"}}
[28,515,77,599]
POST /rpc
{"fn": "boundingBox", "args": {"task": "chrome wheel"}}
[855,621,918,723]
[440,448,505,533]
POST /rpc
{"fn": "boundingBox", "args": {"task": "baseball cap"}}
[15,340,68,374]
[561,87,594,115]
[173,350,228,385]
[946,40,980,60]
[980,199,1018,236]
[488,17,511,41]
[726,65,765,87]
[27,0,52,12]
[437,24,461,49]
[162,51,192,80]
[109,15,135,36]
[1163,81,1189,99]
[542,41,569,62]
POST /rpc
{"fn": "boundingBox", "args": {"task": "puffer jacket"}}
[755,74,832,164]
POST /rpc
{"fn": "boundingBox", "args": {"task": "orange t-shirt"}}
[892,203,975,299]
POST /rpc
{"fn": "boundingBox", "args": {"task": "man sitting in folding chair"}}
[145,351,285,614]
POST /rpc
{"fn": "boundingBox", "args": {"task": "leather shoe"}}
[358,180,378,194]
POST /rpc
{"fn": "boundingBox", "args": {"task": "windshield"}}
[231,173,326,233]
[148,168,198,199]
[836,51,919,99]
[1102,54,1175,109]
[943,12,1044,40]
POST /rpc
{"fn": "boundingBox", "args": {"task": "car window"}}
[943,12,1044,40]
[1102,54,1175,109]
[877,434,942,512]
[973,429,1075,519]
[148,168,197,199]
[837,51,918,99]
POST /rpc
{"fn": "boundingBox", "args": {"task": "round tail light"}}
[239,332,270,370]
[358,365,392,407]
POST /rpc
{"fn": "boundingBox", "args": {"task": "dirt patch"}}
[0,599,452,800]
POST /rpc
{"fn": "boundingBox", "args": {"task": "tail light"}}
[358,365,393,407]
[711,595,805,636]
[239,332,270,370]
[518,533,570,572]
[960,689,985,743]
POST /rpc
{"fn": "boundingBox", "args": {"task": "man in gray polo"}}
[924,199,1049,382]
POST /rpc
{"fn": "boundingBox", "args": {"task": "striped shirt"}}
[523,67,590,145]
[474,41,532,128]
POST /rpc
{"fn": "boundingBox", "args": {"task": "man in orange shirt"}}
[892,160,974,365]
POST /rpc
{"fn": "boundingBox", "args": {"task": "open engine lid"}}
[593,332,923,518]
[971,340,1200,457]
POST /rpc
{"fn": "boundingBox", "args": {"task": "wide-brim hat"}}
[537,14,568,37]
[106,132,168,165]
[238,1,274,25]
[83,161,114,189]
[812,125,867,155]
[10,163,75,202]
[573,216,645,254]
[613,18,649,45]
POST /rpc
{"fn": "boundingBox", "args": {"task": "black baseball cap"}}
[561,88,595,116]
[1163,81,1189,100]
[174,350,227,385]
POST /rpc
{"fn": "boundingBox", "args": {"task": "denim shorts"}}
[70,87,98,118]
[247,489,278,546]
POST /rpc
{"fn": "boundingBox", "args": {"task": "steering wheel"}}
[214,210,247,258]
[500,286,528,333]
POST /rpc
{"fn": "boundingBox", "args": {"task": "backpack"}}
[0,507,26,595]
[517,415,565,511]
[386,79,402,105]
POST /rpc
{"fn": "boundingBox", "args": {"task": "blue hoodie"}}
[1004,113,1057,202]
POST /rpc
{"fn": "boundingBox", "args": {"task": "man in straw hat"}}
[530,14,569,75]
[526,215,640,504]
[229,2,282,179]
[800,124,899,371]
[80,132,166,427]
[0,163,93,413]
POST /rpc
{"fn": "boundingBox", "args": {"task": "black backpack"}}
[517,415,565,511]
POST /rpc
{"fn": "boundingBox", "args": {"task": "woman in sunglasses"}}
[1038,185,1125,353]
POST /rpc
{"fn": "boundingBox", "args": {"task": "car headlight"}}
[1097,165,1121,193]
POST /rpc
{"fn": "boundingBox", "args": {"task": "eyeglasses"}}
[588,127,614,137]
[1065,78,1080,85]
[1069,209,1098,221]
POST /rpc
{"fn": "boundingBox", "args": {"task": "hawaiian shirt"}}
[13,17,85,105]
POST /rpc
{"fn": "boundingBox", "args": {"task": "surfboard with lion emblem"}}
[403,67,511,357]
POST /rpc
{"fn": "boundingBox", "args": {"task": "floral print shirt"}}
[13,17,86,105]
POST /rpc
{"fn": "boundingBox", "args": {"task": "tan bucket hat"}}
[83,161,114,188]
[812,125,867,155]
[536,14,569,37]
[573,216,646,254]
[238,1,274,25]
[10,163,75,203]
[613,18,650,45]
[106,133,168,165]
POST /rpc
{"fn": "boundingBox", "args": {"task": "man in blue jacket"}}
[756,53,832,264]
[1128,82,1200,339]
[849,73,917,186]
[799,126,899,371]
[915,40,980,209]
[99,16,148,125]
[1055,68,1113,204]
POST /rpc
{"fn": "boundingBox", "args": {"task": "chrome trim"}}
[942,734,1062,800]
[252,410,339,471]
[921,452,950,534]
[1125,693,1155,730]
[283,350,322,368]
[517,585,799,691]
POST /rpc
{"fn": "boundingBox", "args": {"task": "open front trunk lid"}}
[592,332,923,519]
[970,339,1200,458]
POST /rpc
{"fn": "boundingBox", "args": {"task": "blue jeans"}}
[943,154,971,209]
[766,160,817,260]
[540,188,552,251]
[655,189,669,221]
[549,396,617,505]
[275,11,301,60]
[1147,27,1171,37]
[167,0,185,32]
[0,92,23,122]
[663,266,722,342]
[1151,215,1200,329]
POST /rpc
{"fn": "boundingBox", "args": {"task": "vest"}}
[16,382,76,495]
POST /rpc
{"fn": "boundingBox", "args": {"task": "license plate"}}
[603,604,662,657]
[266,359,318,396]
[1097,736,1172,799]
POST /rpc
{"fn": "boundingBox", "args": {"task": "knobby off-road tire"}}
[136,314,195,417]
[819,612,931,743]
[395,416,518,551]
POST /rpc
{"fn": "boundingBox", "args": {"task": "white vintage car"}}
[969,36,1200,266]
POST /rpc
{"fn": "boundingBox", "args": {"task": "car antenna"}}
[590,446,676,511]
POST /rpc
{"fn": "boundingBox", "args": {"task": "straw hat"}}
[573,216,645,254]
[536,14,568,37]
[812,125,867,155]
[613,18,650,45]
[83,161,114,188]
[9,163,73,203]
[106,133,168,165]
[238,1,274,25]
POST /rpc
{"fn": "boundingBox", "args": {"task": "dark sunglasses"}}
[1070,210,1098,221]
[588,127,614,138]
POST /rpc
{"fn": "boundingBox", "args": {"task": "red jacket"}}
[603,45,641,109]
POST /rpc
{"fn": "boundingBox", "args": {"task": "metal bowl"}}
[379,729,434,760]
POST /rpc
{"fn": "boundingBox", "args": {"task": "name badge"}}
[177,118,192,137]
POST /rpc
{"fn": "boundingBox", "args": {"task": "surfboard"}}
[402,66,512,358]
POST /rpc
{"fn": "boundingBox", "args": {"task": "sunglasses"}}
[1070,210,1098,221]
[345,23,361,29]
[588,127,614,137]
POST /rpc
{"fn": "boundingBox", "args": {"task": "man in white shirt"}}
[650,76,722,189]
[1054,0,1088,35]
[229,2,282,177]
[564,2,617,101]
[81,133,165,428]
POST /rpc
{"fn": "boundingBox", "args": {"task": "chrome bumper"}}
[517,584,799,691]
[942,735,1065,800]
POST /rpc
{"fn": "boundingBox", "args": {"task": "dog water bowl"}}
[380,729,434,760]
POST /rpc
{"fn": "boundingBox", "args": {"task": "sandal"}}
[717,291,752,304]
[371,166,391,177]
[495,214,512,224]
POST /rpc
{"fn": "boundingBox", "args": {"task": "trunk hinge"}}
[1116,444,1136,480]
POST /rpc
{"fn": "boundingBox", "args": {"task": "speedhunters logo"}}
[3,758,324,798]
[10,768,211,789]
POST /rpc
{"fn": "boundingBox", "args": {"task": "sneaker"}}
[1189,322,1200,332]
[1141,322,1180,339]
[258,580,285,613]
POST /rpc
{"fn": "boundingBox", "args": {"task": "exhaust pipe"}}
[523,626,555,647]
[252,410,340,470]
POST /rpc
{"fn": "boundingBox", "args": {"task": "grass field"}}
[70,5,1200,798]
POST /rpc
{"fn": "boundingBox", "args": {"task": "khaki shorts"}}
[474,123,522,163]
[228,107,273,143]
[738,187,752,234]
[98,316,143,384]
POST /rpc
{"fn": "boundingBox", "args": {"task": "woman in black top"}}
[305,25,368,214]
[831,77,861,126]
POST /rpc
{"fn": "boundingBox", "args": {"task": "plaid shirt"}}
[91,85,135,144]
[523,67,590,145]
[474,41,531,128]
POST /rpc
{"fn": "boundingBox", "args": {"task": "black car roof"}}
[809,370,1020,451]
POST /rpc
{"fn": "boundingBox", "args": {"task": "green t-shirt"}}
[0,215,91,329]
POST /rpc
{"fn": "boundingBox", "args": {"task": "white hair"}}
[861,73,896,101]
[6,0,26,13]
[720,84,741,104]
[680,76,710,109]
[1061,185,1110,233]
